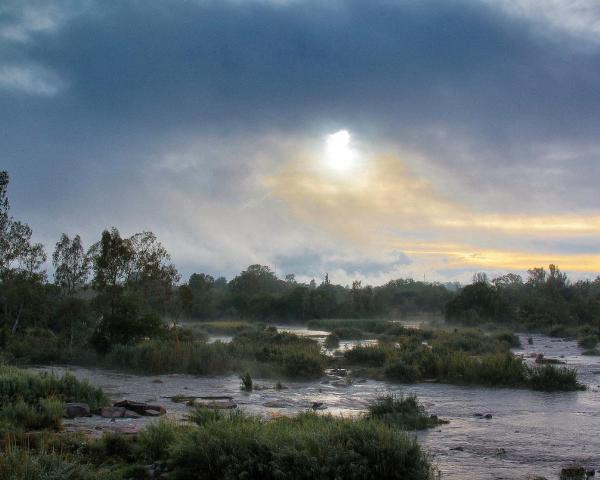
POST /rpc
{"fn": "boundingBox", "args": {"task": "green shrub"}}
[367,394,446,430]
[331,327,367,339]
[385,361,420,383]
[577,335,598,350]
[344,345,389,366]
[170,411,433,479]
[138,419,181,461]
[240,372,253,391]
[0,366,104,406]
[528,365,584,391]
[0,449,115,480]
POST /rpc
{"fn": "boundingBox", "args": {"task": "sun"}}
[324,129,357,173]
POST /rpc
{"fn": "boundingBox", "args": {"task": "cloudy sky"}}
[2,0,600,284]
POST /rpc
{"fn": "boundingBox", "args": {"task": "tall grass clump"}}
[367,394,447,430]
[0,366,107,409]
[105,328,326,379]
[170,411,433,480]
[106,339,233,375]
[528,365,584,391]
[0,448,115,480]
[138,418,182,461]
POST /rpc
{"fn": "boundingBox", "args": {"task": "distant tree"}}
[526,267,546,288]
[52,234,91,295]
[472,272,488,284]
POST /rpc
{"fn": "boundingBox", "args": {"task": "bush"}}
[331,327,367,339]
[367,394,446,430]
[0,366,107,409]
[0,449,115,480]
[170,411,433,479]
[385,361,420,383]
[528,365,584,391]
[344,345,389,367]
[577,335,598,350]
[138,419,180,461]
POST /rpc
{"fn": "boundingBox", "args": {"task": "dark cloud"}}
[1,0,600,280]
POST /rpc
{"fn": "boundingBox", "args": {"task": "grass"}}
[0,365,107,408]
[367,394,448,430]
[528,364,584,391]
[173,409,433,480]
[0,366,109,436]
[342,336,584,391]
[104,327,327,379]
[240,372,253,391]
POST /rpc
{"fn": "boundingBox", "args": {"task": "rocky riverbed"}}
[35,333,600,479]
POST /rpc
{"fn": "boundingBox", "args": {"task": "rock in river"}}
[64,403,91,418]
[113,400,166,416]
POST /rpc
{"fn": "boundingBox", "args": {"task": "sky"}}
[2,0,600,285]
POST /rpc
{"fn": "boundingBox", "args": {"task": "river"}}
[36,332,600,479]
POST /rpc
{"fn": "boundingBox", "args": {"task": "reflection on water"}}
[37,333,600,480]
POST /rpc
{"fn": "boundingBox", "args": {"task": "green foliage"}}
[367,394,447,429]
[577,334,598,350]
[138,419,181,461]
[528,365,584,391]
[344,344,389,367]
[324,332,340,349]
[104,328,326,379]
[0,366,107,409]
[170,411,433,480]
[0,449,116,480]
[385,361,420,383]
[106,340,233,375]
[91,295,166,354]
[240,372,253,391]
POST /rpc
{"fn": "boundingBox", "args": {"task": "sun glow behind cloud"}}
[323,130,358,173]
[264,136,600,277]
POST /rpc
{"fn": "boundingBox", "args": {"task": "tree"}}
[52,234,91,295]
[0,172,47,333]
[128,231,180,312]
[90,228,133,294]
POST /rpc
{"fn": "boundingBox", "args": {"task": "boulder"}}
[100,406,127,418]
[113,400,166,416]
[64,403,91,419]
[535,354,565,365]
[189,397,237,409]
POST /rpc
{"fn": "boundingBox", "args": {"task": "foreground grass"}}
[0,412,434,480]
[170,410,432,480]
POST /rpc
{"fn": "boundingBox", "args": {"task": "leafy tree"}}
[0,172,47,333]
[90,228,133,296]
[90,295,164,353]
[52,234,91,295]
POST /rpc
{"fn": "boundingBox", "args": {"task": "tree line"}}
[1,169,600,358]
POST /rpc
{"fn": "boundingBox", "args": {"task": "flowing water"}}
[36,333,600,479]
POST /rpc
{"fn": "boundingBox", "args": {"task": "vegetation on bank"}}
[332,325,583,391]
[0,365,435,480]
[0,366,107,436]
